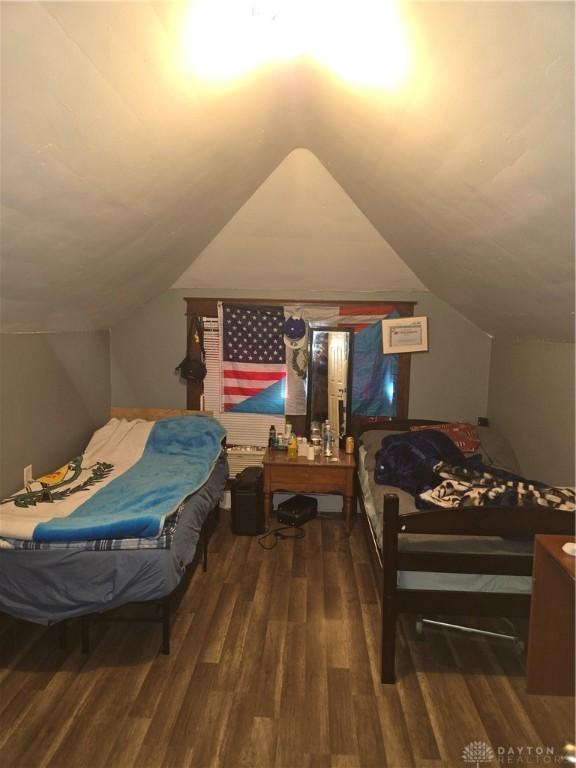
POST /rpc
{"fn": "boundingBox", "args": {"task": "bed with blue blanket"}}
[352,417,575,683]
[0,411,228,649]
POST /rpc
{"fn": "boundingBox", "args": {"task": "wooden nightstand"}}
[262,449,356,534]
[526,534,575,696]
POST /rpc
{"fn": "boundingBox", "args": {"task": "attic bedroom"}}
[0,1,574,766]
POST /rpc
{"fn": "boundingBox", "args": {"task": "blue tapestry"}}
[352,313,399,416]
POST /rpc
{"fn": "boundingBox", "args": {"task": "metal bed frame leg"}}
[58,620,67,649]
[161,597,171,655]
[74,503,218,658]
[382,494,400,683]
[201,502,218,572]
[81,615,91,654]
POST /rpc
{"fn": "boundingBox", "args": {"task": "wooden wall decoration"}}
[183,297,416,431]
[111,407,210,422]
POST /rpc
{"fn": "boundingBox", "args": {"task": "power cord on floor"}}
[257,525,305,550]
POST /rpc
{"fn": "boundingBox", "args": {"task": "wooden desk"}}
[262,449,356,534]
[526,534,575,696]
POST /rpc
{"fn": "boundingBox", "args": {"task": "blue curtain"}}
[352,315,399,416]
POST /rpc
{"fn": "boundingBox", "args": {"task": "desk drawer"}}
[267,465,352,495]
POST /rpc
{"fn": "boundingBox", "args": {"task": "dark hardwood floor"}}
[0,513,574,767]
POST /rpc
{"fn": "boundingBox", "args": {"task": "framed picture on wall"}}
[382,316,428,354]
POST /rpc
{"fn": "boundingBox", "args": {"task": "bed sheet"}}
[358,444,532,594]
[0,452,228,624]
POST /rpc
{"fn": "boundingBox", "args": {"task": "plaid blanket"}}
[419,462,575,511]
[2,504,184,551]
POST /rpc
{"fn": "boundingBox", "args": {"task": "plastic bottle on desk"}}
[287,432,298,459]
[323,422,334,457]
[268,425,277,449]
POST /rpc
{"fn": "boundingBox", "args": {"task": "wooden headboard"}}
[111,408,211,422]
[349,416,446,442]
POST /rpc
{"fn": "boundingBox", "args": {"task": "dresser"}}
[526,534,575,696]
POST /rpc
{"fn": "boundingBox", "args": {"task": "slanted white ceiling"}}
[173,148,427,293]
[1,1,574,340]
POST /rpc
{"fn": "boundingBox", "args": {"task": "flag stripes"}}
[203,316,285,449]
[220,302,286,414]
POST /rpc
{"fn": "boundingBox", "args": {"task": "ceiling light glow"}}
[181,0,410,89]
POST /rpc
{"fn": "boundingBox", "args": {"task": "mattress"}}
[0,452,228,624]
[358,443,532,594]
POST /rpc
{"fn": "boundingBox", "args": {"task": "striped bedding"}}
[4,503,183,551]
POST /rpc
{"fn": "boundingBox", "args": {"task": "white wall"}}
[0,331,111,497]
[111,290,188,409]
[408,293,491,423]
[488,337,575,486]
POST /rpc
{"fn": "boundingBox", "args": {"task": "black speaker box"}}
[231,466,264,536]
[277,494,318,527]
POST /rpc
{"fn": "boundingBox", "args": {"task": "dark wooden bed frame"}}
[351,416,576,684]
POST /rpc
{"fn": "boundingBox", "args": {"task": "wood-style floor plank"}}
[1,513,574,768]
[327,667,357,755]
[395,619,442,763]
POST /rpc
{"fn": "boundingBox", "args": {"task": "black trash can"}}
[231,466,264,535]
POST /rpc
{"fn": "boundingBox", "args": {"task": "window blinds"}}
[203,317,285,475]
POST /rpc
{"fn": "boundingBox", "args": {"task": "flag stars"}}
[223,304,286,366]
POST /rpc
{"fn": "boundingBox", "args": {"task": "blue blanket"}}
[374,430,469,499]
[373,429,551,510]
[32,416,226,542]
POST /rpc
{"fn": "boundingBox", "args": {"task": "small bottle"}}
[323,423,334,458]
[268,425,276,449]
[287,432,298,459]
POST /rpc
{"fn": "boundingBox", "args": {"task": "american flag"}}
[284,303,400,332]
[220,303,286,414]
